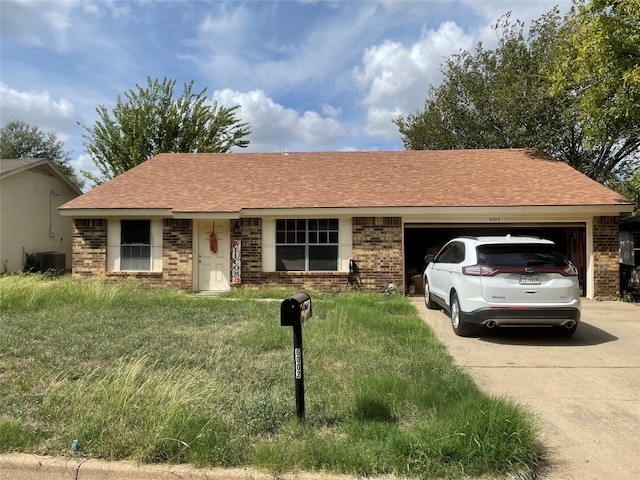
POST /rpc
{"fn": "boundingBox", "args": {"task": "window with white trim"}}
[276,219,339,271]
[120,220,151,271]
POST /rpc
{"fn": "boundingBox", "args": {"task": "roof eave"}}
[59,208,174,218]
[60,203,634,219]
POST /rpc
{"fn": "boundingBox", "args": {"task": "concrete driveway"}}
[410,297,640,480]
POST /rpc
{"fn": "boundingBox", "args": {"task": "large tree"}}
[549,0,639,190]
[0,120,84,190]
[394,6,639,189]
[80,77,251,185]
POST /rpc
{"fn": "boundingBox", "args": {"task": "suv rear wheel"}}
[450,293,473,337]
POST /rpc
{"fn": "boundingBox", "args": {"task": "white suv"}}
[423,235,581,337]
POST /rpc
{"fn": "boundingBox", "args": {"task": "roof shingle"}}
[61,149,632,212]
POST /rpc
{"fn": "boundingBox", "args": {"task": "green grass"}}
[0,274,543,478]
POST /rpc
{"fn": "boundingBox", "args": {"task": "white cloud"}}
[363,106,404,140]
[189,2,379,95]
[212,88,345,152]
[353,20,474,141]
[0,82,77,129]
[0,0,81,51]
[196,5,250,50]
[461,0,571,26]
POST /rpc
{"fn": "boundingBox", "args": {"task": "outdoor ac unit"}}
[36,252,66,272]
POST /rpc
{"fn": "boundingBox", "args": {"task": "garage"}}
[404,223,586,296]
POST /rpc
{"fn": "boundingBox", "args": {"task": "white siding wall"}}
[0,169,77,272]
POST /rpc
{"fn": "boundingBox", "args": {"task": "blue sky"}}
[1,0,570,182]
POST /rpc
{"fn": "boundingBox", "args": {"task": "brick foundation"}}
[593,216,620,297]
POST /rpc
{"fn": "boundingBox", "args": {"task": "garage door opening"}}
[404,224,586,296]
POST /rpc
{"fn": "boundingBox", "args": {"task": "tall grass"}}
[0,275,542,478]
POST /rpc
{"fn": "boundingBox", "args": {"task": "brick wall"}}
[162,219,193,290]
[233,218,262,286]
[352,217,404,291]
[234,217,404,292]
[593,216,620,297]
[72,218,193,290]
[232,218,347,292]
[72,219,107,276]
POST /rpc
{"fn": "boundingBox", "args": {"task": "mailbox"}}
[280,292,312,327]
[280,292,312,421]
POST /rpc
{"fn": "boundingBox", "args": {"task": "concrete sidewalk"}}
[0,453,369,480]
[411,297,640,479]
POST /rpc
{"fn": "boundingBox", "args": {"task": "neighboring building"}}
[60,149,634,298]
[1,158,82,273]
[620,213,640,293]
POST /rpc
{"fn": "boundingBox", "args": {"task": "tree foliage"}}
[80,77,251,185]
[551,0,640,139]
[395,4,639,196]
[0,120,84,191]
[549,0,639,199]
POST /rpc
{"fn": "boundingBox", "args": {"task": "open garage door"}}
[404,224,586,296]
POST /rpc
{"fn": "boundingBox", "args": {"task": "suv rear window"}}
[477,244,568,268]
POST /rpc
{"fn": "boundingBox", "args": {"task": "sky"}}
[0,0,571,185]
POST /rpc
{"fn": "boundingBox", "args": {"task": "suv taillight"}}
[561,264,579,277]
[462,265,498,276]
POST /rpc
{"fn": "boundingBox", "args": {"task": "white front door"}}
[197,220,230,292]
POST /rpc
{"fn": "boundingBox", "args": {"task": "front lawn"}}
[0,275,542,478]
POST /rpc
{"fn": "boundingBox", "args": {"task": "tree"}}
[80,77,251,185]
[551,0,639,139]
[549,0,639,191]
[0,120,84,190]
[394,7,639,188]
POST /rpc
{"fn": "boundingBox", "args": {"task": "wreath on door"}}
[209,232,218,254]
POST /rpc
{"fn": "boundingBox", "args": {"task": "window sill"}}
[106,271,162,277]
[267,271,345,276]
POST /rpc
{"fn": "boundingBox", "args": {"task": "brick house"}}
[60,149,634,298]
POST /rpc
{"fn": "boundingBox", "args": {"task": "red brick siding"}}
[351,217,404,291]
[593,216,620,297]
[235,217,405,292]
[72,219,107,276]
[72,218,193,290]
[162,219,193,290]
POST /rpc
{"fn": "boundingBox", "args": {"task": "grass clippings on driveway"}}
[0,275,542,478]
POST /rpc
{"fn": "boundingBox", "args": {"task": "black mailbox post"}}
[280,292,312,421]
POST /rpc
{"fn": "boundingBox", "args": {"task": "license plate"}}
[520,275,540,285]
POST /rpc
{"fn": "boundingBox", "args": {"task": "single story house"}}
[60,149,634,298]
[620,213,640,293]
[1,158,82,273]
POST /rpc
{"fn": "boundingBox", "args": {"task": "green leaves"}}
[80,77,251,186]
[395,2,639,197]
[552,0,640,139]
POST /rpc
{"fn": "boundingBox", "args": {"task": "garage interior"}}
[404,224,586,296]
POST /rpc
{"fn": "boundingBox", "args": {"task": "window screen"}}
[121,220,151,271]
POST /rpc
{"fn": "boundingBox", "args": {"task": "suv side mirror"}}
[424,254,435,265]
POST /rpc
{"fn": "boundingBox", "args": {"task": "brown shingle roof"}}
[61,149,632,212]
